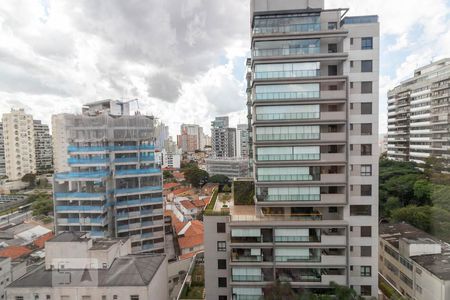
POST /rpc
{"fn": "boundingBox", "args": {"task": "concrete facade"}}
[33,120,53,173]
[211,117,237,158]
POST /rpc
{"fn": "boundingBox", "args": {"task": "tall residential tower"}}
[211,116,237,158]
[204,0,379,298]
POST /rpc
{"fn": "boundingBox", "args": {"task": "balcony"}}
[58,217,105,225]
[257,174,318,182]
[68,146,108,153]
[253,46,320,58]
[256,112,320,121]
[114,155,155,163]
[115,186,162,196]
[257,194,321,202]
[253,23,321,35]
[55,170,109,181]
[254,69,320,80]
[112,145,155,152]
[256,153,320,161]
[115,168,161,178]
[68,157,109,166]
[55,205,105,213]
[255,133,320,141]
[54,192,105,201]
[254,91,320,101]
[115,197,163,208]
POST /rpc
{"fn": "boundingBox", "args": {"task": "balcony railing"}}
[115,186,162,196]
[55,192,105,200]
[257,194,321,202]
[274,236,320,243]
[254,69,320,80]
[232,275,264,282]
[275,255,320,262]
[257,174,316,181]
[255,133,320,141]
[254,91,320,101]
[256,153,320,161]
[68,158,109,165]
[55,205,104,212]
[68,145,155,153]
[114,155,155,163]
[253,47,320,57]
[115,168,161,176]
[256,112,320,121]
[116,197,163,207]
[253,23,320,35]
[55,170,109,180]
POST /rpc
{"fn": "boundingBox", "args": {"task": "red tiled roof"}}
[0,246,32,260]
[202,196,212,205]
[180,200,196,210]
[163,182,181,190]
[178,234,203,250]
[172,187,191,195]
[173,172,185,179]
[192,199,206,208]
[33,232,54,249]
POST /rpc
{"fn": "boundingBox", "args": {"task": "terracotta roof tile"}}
[33,232,54,249]
[0,246,32,260]
[179,200,196,210]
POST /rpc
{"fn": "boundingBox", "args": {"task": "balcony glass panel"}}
[254,62,320,79]
[253,39,320,57]
[253,14,320,34]
[255,84,320,101]
[55,170,109,180]
[231,228,261,237]
[275,248,320,262]
[257,167,317,182]
[115,168,160,176]
[233,288,263,300]
[232,268,262,282]
[276,268,322,282]
[274,228,320,242]
[255,126,320,141]
[68,157,109,164]
[256,104,319,121]
[256,146,320,161]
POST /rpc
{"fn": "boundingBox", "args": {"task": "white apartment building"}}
[206,157,249,178]
[211,116,236,158]
[379,223,450,300]
[2,109,36,181]
[6,232,168,300]
[387,59,450,165]
[204,0,380,298]
[236,124,250,159]
[0,123,5,177]
[161,149,181,169]
[33,120,53,173]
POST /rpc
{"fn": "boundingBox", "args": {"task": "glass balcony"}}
[232,275,263,282]
[256,153,320,161]
[275,249,321,262]
[115,168,161,176]
[253,22,320,34]
[55,170,109,181]
[90,231,106,238]
[257,174,317,182]
[254,69,320,80]
[253,46,320,57]
[114,155,155,163]
[254,91,320,101]
[274,235,320,243]
[68,146,108,153]
[255,133,320,141]
[276,268,322,282]
[68,157,109,165]
[55,192,105,200]
[55,205,104,212]
[231,248,273,263]
[115,186,162,196]
[112,145,155,151]
[256,112,320,121]
[256,194,321,202]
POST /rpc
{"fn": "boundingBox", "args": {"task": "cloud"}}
[146,72,182,103]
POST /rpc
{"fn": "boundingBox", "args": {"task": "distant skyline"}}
[0,0,449,136]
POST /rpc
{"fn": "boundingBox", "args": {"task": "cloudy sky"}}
[0,0,449,137]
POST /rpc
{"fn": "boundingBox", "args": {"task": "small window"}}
[361,246,372,257]
[360,285,372,295]
[328,22,337,30]
[130,296,139,300]
[219,296,228,300]
[361,123,372,135]
[350,124,354,130]
[350,246,354,252]
[361,266,372,277]
[350,226,353,232]
[350,103,354,110]
[217,241,226,252]
[360,165,372,176]
[361,185,372,196]
[328,65,338,76]
[328,43,338,53]
[361,226,372,237]
[217,259,227,270]
[328,207,338,213]
[350,82,354,89]
[350,61,354,68]
[361,102,372,114]
[350,38,354,45]
[350,144,354,151]
[217,223,226,233]
[361,81,373,94]
[361,144,372,156]
[350,265,354,271]
[361,60,373,72]
[361,37,373,50]
[350,205,372,216]
[218,277,227,288]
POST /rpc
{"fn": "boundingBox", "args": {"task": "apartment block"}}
[53,100,164,254]
[2,109,36,180]
[0,123,5,177]
[33,120,53,173]
[177,124,203,153]
[211,116,236,158]
[204,0,379,298]
[387,59,450,164]
[379,223,450,300]
[206,157,250,178]
[236,124,250,159]
[6,232,168,300]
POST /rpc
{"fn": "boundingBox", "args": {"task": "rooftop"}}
[49,232,88,243]
[9,254,166,287]
[380,223,440,249]
[411,253,450,281]
[0,245,33,260]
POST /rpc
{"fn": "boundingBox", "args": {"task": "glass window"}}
[350,205,371,216]
[255,104,319,121]
[361,246,372,257]
[361,123,372,135]
[217,223,226,233]
[218,259,227,269]
[328,22,337,29]
[361,37,373,49]
[361,226,372,237]
[360,165,372,176]
[361,144,372,156]
[217,241,226,252]
[257,166,315,181]
[350,82,354,89]
[328,43,337,53]
[350,38,354,45]
[257,186,320,202]
[361,102,372,114]
[255,126,320,141]
[361,185,372,196]
[256,145,320,161]
[218,277,227,287]
[328,65,338,76]
[130,297,139,300]
[350,61,354,68]
[219,296,227,300]
[361,81,373,94]
[254,62,320,79]
[361,266,372,277]
[253,14,320,34]
[361,285,372,295]
[361,60,373,72]
[255,83,320,100]
[254,39,320,57]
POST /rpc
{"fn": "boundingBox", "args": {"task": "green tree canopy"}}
[31,193,53,217]
[208,174,230,184]
[184,167,209,188]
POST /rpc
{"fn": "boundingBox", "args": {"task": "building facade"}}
[211,116,236,158]
[53,100,164,254]
[33,120,53,173]
[2,109,36,181]
[387,59,450,165]
[205,158,250,178]
[204,0,380,298]
[0,123,5,177]
[177,124,203,153]
[236,124,250,159]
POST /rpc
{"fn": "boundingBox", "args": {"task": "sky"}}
[0,0,449,137]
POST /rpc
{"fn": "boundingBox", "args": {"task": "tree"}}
[184,167,209,188]
[222,184,231,193]
[391,205,432,232]
[263,280,296,300]
[413,179,431,205]
[163,170,174,179]
[383,197,401,218]
[208,174,230,185]
[31,193,53,217]
[21,173,37,188]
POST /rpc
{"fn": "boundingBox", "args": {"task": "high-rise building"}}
[53,100,164,254]
[2,109,36,180]
[387,59,450,165]
[154,120,170,151]
[236,124,250,158]
[0,123,5,177]
[177,124,203,153]
[204,0,380,298]
[211,116,236,158]
[33,120,53,173]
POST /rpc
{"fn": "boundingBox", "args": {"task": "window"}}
[361,60,373,72]
[81,297,91,300]
[217,241,226,252]
[361,185,372,196]
[350,103,354,110]
[361,123,372,135]
[360,285,372,296]
[350,61,354,68]
[350,246,354,252]
[218,259,227,269]
[361,246,372,257]
[361,81,373,94]
[361,37,373,49]
[16,297,24,300]
[361,102,372,114]
[328,43,337,53]
[328,65,338,76]
[328,22,337,30]
[218,277,227,287]
[350,38,354,45]
[350,265,353,271]
[350,144,353,151]
[219,296,228,300]
[361,226,372,237]
[361,266,372,277]
[130,296,139,300]
[361,144,372,156]
[360,165,372,176]
[350,82,354,89]
[350,205,371,216]
[350,226,353,232]
[350,124,354,130]
[217,223,226,233]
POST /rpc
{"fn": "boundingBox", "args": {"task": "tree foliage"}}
[30,193,53,217]
[208,174,230,185]
[21,173,37,188]
[183,167,209,188]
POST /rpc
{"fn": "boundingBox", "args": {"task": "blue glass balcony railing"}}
[256,112,320,121]
[68,157,109,165]
[253,47,320,57]
[55,192,105,199]
[254,69,320,80]
[142,243,154,250]
[255,91,320,101]
[55,170,109,180]
[68,145,155,153]
[56,205,104,212]
[112,145,155,151]
[256,153,320,161]
[116,197,163,207]
[141,232,154,238]
[90,231,106,237]
[114,155,155,163]
[115,186,162,196]
[115,168,161,176]
[255,133,320,141]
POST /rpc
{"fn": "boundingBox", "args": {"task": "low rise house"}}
[6,232,168,300]
[175,220,204,260]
